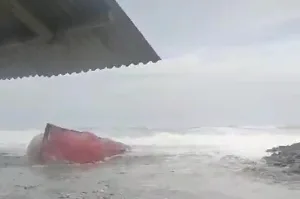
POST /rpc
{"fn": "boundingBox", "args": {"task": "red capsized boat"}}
[26,123,130,164]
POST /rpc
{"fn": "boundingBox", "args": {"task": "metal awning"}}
[0,0,160,80]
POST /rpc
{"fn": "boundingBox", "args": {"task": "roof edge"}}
[1,59,161,81]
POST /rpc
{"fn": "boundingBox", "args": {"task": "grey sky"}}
[0,0,300,130]
[119,0,300,57]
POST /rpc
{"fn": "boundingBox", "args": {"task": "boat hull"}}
[26,123,129,164]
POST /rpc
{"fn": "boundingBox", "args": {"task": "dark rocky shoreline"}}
[263,143,300,174]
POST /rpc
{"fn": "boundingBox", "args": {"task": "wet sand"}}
[1,147,300,199]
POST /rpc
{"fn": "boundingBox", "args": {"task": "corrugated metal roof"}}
[0,0,160,80]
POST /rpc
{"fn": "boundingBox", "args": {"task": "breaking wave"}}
[1,126,299,158]
[0,126,300,188]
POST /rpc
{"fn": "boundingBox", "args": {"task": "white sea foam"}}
[1,127,299,159]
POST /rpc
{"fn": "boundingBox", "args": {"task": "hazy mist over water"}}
[0,42,300,130]
[0,0,300,130]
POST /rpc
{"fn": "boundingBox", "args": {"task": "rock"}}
[263,142,300,173]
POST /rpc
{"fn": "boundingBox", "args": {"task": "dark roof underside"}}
[0,0,160,80]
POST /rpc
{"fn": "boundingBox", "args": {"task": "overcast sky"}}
[119,0,300,57]
[0,0,300,130]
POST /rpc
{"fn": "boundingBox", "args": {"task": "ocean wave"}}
[0,126,299,159]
